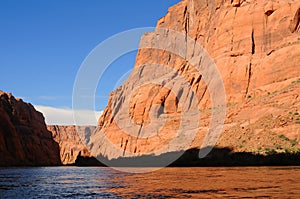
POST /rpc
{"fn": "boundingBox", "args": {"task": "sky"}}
[0,0,181,125]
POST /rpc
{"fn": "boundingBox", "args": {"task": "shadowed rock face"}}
[0,91,61,166]
[89,0,300,160]
[47,125,96,165]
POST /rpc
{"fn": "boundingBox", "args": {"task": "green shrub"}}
[290,139,298,147]
[265,148,276,155]
[284,148,291,153]
[284,148,300,154]
[279,134,289,141]
[292,79,300,84]
[295,115,300,124]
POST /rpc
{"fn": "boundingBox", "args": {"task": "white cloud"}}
[34,105,102,126]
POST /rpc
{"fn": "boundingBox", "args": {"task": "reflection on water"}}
[0,167,299,198]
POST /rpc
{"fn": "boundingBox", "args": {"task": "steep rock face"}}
[0,91,61,166]
[47,125,95,165]
[90,0,300,159]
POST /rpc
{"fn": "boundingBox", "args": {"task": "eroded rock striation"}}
[47,125,95,165]
[89,0,300,159]
[0,91,61,166]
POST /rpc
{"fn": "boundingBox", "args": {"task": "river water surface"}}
[0,166,299,198]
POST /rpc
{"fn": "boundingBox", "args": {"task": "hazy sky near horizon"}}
[0,0,181,124]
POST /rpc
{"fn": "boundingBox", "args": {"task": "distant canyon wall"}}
[0,91,96,166]
[47,125,96,165]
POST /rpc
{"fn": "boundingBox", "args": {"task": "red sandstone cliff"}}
[47,125,95,165]
[0,91,61,166]
[89,0,300,159]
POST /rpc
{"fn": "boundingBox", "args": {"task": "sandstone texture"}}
[0,91,61,166]
[90,0,300,159]
[47,125,95,165]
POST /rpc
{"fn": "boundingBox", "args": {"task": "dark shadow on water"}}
[74,147,300,167]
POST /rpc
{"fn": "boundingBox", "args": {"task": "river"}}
[0,166,299,198]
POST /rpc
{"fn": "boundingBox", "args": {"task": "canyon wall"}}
[0,91,61,166]
[89,0,300,159]
[47,125,95,165]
